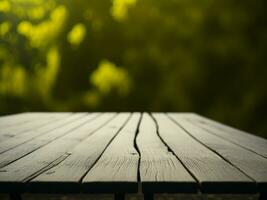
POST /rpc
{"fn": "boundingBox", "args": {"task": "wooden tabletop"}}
[0,112,266,195]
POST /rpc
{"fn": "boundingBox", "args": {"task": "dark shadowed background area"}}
[0,0,266,138]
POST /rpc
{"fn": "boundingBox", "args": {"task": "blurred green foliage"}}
[0,0,266,137]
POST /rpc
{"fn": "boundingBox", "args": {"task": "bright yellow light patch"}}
[0,0,10,13]
[0,21,11,36]
[0,64,26,96]
[17,21,32,36]
[16,5,68,48]
[67,23,86,47]
[35,46,60,97]
[90,60,131,95]
[111,0,136,21]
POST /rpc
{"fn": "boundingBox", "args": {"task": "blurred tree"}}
[0,0,266,138]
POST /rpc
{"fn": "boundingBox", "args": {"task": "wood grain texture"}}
[0,113,86,155]
[0,114,69,142]
[0,113,31,127]
[0,113,115,193]
[29,113,130,193]
[0,112,265,195]
[178,113,267,159]
[137,113,197,193]
[169,115,267,193]
[0,113,69,129]
[82,113,140,193]
[152,113,256,194]
[0,113,98,168]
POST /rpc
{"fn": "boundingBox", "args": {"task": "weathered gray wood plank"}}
[0,113,69,129]
[137,113,197,193]
[169,115,267,193]
[0,113,97,168]
[0,114,85,154]
[0,113,67,128]
[28,113,130,193]
[152,113,256,194]
[0,114,41,131]
[82,113,140,193]
[178,113,267,158]
[0,114,70,142]
[0,113,116,193]
[0,113,30,126]
[0,112,264,195]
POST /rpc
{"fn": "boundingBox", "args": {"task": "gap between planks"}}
[0,113,116,192]
[152,113,257,194]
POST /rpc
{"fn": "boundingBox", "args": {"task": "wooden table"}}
[0,112,266,200]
